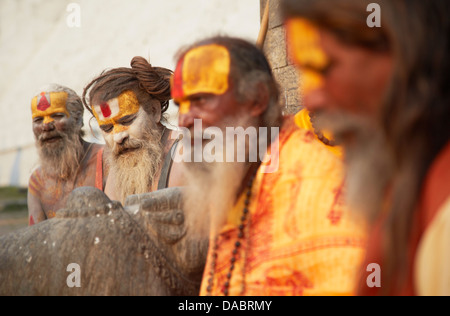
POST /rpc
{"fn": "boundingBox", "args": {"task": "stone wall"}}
[260,0,301,115]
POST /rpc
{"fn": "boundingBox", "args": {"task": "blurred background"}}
[0,0,261,234]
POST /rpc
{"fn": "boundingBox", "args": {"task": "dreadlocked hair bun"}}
[130,56,173,113]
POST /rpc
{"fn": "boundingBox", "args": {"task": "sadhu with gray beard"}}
[28,84,105,225]
[283,0,450,295]
[172,36,367,296]
[83,57,185,203]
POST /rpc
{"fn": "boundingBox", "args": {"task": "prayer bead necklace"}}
[206,169,257,296]
[308,112,336,147]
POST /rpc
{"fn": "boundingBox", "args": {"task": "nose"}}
[113,130,129,145]
[42,119,55,131]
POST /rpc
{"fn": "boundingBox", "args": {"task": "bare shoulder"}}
[168,158,186,188]
[28,167,44,194]
[164,128,182,152]
[164,128,186,188]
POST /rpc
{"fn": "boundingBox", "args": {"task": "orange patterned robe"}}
[200,117,367,296]
[294,108,343,158]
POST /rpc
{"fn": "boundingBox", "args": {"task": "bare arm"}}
[166,129,187,188]
[168,159,187,188]
[104,175,120,202]
[27,173,46,225]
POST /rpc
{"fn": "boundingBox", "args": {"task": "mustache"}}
[112,137,146,156]
[37,131,65,143]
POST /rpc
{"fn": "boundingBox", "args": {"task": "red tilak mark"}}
[171,58,185,99]
[37,93,50,111]
[29,215,35,226]
[100,102,112,118]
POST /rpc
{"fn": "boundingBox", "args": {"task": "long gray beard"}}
[37,128,84,180]
[181,118,255,239]
[315,111,394,221]
[107,126,163,204]
[182,159,247,239]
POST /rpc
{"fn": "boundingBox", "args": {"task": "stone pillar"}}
[260,0,301,115]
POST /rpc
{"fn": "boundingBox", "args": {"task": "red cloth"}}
[95,148,104,191]
[359,142,450,295]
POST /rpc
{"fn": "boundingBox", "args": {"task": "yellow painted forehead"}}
[171,44,231,101]
[286,18,330,95]
[31,91,69,119]
[285,17,329,69]
[92,90,140,126]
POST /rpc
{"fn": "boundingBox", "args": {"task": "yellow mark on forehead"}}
[286,18,330,95]
[300,69,325,96]
[92,90,140,129]
[171,44,231,106]
[31,91,69,121]
[286,18,329,69]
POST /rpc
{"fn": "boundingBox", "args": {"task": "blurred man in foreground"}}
[283,0,450,295]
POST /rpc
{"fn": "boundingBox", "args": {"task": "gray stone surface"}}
[0,187,208,296]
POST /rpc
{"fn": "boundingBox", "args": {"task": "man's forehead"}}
[92,90,140,123]
[285,17,329,69]
[31,91,69,116]
[171,44,231,99]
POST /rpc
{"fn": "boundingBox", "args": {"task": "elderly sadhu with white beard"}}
[82,57,184,204]
[172,36,367,296]
[28,84,105,225]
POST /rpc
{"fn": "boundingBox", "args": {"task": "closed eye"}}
[100,124,113,133]
[51,113,66,120]
[117,115,137,126]
[189,94,213,108]
[302,60,333,76]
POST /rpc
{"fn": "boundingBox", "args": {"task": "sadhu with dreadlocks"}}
[83,57,184,203]
[283,0,450,295]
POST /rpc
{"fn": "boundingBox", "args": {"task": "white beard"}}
[106,122,163,203]
[315,111,394,221]
[181,117,257,238]
[37,126,84,180]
